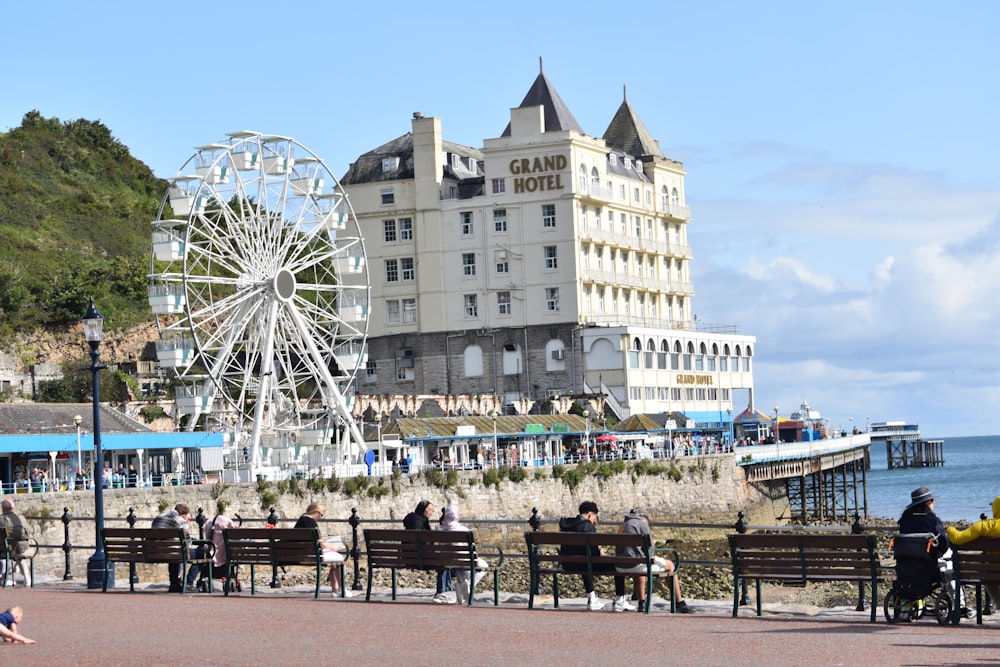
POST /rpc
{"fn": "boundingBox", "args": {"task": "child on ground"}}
[0,606,36,644]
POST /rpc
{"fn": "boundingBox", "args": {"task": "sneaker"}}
[962,607,974,619]
[433,593,452,604]
[613,596,637,612]
[587,595,605,611]
[676,600,693,614]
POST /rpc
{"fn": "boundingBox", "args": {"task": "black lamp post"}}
[82,298,111,589]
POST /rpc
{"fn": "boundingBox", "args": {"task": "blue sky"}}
[5,2,1000,437]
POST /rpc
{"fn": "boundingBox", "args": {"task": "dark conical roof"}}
[501,71,584,137]
[602,93,663,159]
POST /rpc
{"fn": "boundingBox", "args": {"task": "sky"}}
[4,2,1000,438]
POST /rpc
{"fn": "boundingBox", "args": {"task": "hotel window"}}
[695,353,704,371]
[383,219,396,242]
[497,291,511,316]
[685,388,695,400]
[580,204,587,232]
[607,208,614,227]
[707,354,716,371]
[401,257,415,281]
[644,340,654,368]
[671,388,681,401]
[696,388,707,401]
[720,355,728,372]
[491,178,506,194]
[380,188,394,205]
[386,299,400,324]
[619,183,626,200]
[384,259,399,283]
[645,387,655,400]
[462,253,476,276]
[493,209,507,232]
[495,257,509,274]
[629,338,641,368]
[661,186,669,211]
[708,388,718,401]
[658,387,668,400]
[647,219,653,237]
[591,167,600,190]
[645,190,652,206]
[633,187,640,202]
[402,298,417,323]
[658,342,668,369]
[619,212,627,234]
[381,157,399,172]
[543,245,558,270]
[460,211,473,235]
[545,287,559,312]
[464,294,478,318]
[634,215,642,236]
[542,204,556,228]
[399,217,413,241]
[578,164,587,190]
[630,386,641,401]
[743,356,751,372]
[608,154,617,166]
[624,157,632,169]
[672,188,680,206]
[365,360,377,383]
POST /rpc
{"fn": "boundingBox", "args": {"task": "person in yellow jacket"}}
[946,495,1000,612]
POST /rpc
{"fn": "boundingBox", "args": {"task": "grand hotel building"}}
[340,68,756,428]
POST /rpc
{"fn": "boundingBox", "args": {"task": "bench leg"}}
[528,565,536,609]
[365,564,373,602]
[732,574,740,617]
[755,579,763,616]
[552,573,560,609]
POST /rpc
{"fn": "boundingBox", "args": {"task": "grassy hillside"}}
[0,111,167,337]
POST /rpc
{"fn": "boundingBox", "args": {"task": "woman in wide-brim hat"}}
[898,486,949,553]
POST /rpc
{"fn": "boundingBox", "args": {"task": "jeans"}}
[168,548,201,588]
[435,568,453,594]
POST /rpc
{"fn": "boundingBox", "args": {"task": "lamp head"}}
[81,298,104,346]
[74,414,82,426]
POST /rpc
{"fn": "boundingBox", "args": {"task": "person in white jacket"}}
[439,505,487,604]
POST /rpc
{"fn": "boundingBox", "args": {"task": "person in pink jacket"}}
[947,495,1000,610]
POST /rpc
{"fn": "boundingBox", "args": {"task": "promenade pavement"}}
[3,574,997,666]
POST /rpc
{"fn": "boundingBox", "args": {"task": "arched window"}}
[579,164,587,190]
[645,338,656,369]
[545,339,567,371]
[684,341,694,371]
[671,340,682,370]
[463,345,484,377]
[502,342,522,376]
[658,340,669,369]
[629,337,642,369]
[661,185,669,211]
[591,167,600,191]
[671,187,679,206]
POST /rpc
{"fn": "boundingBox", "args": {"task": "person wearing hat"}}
[898,487,948,554]
[898,486,971,616]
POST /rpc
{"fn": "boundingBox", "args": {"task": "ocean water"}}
[865,435,1000,523]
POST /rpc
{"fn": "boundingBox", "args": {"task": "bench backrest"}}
[525,531,653,569]
[102,528,189,563]
[729,533,879,581]
[223,528,322,567]
[953,536,1000,584]
[364,529,478,571]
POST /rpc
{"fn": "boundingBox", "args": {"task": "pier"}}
[869,421,944,469]
[739,436,870,522]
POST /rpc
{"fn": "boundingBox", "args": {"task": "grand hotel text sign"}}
[510,155,567,193]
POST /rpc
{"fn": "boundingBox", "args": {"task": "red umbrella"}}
[595,433,618,443]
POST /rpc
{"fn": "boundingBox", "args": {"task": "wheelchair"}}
[883,533,960,625]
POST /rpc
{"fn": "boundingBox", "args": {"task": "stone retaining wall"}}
[8,455,789,580]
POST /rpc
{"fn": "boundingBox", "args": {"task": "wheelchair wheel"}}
[934,589,953,625]
[884,590,905,624]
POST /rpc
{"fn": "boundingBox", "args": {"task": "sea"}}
[865,434,999,523]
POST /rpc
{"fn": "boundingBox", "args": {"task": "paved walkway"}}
[3,575,997,666]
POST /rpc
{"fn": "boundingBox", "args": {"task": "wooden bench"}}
[524,531,678,614]
[363,528,504,605]
[101,527,214,593]
[951,536,1000,624]
[728,532,881,621]
[222,527,344,599]
[0,526,37,587]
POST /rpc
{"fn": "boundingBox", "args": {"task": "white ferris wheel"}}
[148,131,370,468]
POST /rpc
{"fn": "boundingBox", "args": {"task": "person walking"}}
[0,498,31,587]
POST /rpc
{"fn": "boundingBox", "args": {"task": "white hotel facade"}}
[341,69,756,428]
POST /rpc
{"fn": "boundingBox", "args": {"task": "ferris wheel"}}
[148,131,370,465]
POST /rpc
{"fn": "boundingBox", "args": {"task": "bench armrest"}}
[652,545,680,569]
[190,539,216,560]
[475,543,505,568]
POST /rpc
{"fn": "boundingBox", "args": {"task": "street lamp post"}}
[849,416,854,444]
[582,409,590,462]
[74,414,82,489]
[82,298,111,589]
[375,414,383,475]
[726,408,733,451]
[773,406,780,453]
[492,411,498,468]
